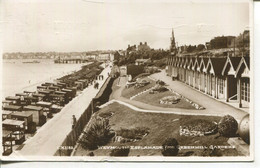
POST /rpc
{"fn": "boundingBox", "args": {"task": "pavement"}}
[9,64,111,158]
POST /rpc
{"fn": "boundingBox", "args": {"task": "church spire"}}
[170,28,176,54]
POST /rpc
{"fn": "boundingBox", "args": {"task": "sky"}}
[0,0,250,52]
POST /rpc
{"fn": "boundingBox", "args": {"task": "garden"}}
[73,102,242,157]
[121,77,156,99]
[133,83,203,110]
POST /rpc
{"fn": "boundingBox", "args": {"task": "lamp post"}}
[233,37,236,57]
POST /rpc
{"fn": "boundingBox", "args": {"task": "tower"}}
[170,28,177,55]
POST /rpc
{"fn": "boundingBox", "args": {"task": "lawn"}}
[121,77,156,99]
[134,90,196,109]
[74,102,240,157]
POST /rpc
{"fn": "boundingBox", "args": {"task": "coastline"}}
[10,63,111,157]
[2,61,91,99]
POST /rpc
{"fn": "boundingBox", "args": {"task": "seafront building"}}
[166,29,250,109]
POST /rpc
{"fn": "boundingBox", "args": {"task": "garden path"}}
[109,74,248,122]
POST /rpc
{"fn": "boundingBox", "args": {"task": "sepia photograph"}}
[0,0,253,161]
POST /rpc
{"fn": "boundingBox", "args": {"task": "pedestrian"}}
[72,115,76,129]
[94,82,98,89]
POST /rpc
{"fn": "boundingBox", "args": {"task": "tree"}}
[196,44,205,52]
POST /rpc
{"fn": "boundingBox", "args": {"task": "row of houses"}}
[166,56,250,108]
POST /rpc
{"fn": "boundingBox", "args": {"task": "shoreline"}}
[2,62,91,99]
[10,64,111,156]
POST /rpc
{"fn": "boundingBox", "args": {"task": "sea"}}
[2,59,85,98]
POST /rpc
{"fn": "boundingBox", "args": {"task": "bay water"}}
[2,59,84,98]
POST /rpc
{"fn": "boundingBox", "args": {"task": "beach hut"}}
[36,101,53,118]
[24,90,36,96]
[49,86,60,91]
[5,96,21,106]
[49,94,65,106]
[24,96,38,105]
[3,105,22,112]
[53,84,64,89]
[55,91,66,96]
[32,93,46,102]
[23,105,45,126]
[38,90,53,101]
[15,93,29,106]
[37,85,47,91]
[57,82,67,88]
[235,57,250,108]
[10,111,36,133]
[50,104,63,113]
[75,81,84,90]
[2,111,12,121]
[45,82,55,86]
[206,57,226,98]
[2,119,25,145]
[38,90,53,95]
[15,93,28,97]
[36,101,52,108]
[221,56,242,101]
[65,87,77,98]
[2,100,13,108]
[61,88,74,102]
[78,79,88,88]
[2,129,13,156]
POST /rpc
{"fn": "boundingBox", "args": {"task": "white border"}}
[0,0,256,163]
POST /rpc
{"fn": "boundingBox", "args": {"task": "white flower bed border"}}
[166,87,205,110]
[179,124,218,137]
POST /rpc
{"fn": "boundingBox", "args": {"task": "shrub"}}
[156,80,166,86]
[132,73,150,81]
[152,85,168,92]
[110,147,130,156]
[161,138,179,156]
[79,116,115,150]
[116,127,150,140]
[98,111,114,119]
[218,115,238,137]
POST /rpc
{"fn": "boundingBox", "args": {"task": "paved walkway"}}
[151,71,248,121]
[110,72,248,122]
[10,65,111,157]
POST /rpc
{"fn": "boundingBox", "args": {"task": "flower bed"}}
[180,119,218,137]
[167,87,205,110]
[159,95,181,104]
[149,85,168,94]
[113,127,150,143]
